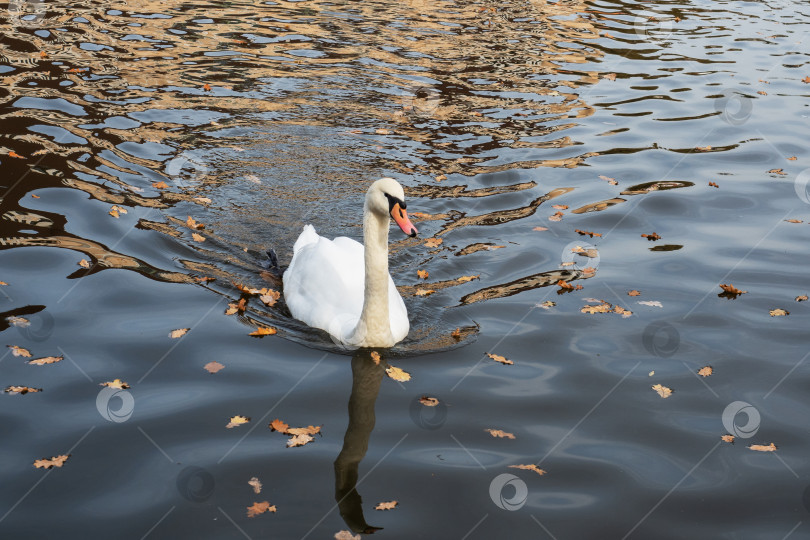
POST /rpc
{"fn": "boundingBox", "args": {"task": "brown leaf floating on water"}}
[78,259,90,268]
[33,454,70,469]
[249,326,277,337]
[269,418,290,433]
[696,146,712,152]
[417,269,429,279]
[769,308,789,316]
[385,365,411,382]
[246,501,276,517]
[652,383,673,398]
[226,415,250,429]
[248,477,262,494]
[375,501,398,511]
[613,305,633,318]
[485,428,515,439]
[204,361,225,374]
[641,232,661,241]
[424,237,443,248]
[709,182,719,188]
[721,434,735,443]
[536,300,556,309]
[152,181,169,189]
[186,216,204,230]
[335,531,361,540]
[5,386,42,395]
[533,226,549,231]
[768,168,786,175]
[259,290,281,306]
[191,232,205,242]
[486,353,513,365]
[415,288,435,297]
[451,327,461,340]
[419,396,440,407]
[748,443,777,452]
[8,345,32,357]
[697,366,713,377]
[287,425,322,436]
[100,379,130,389]
[628,290,641,296]
[552,204,568,210]
[719,284,747,295]
[581,302,611,314]
[457,275,480,283]
[287,433,314,447]
[28,356,63,366]
[575,229,602,238]
[795,295,808,302]
[548,211,564,222]
[509,464,546,475]
[435,174,447,182]
[784,219,803,223]
[169,328,189,339]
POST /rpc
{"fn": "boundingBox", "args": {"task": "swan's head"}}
[367,177,418,237]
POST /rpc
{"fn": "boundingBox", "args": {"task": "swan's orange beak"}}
[391,203,418,237]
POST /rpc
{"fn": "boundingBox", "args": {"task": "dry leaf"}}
[509,464,546,475]
[652,383,673,398]
[226,415,250,429]
[5,386,42,395]
[768,168,786,175]
[788,156,797,160]
[552,204,568,210]
[248,477,262,494]
[581,303,611,314]
[100,379,130,389]
[186,216,204,230]
[628,290,641,296]
[548,211,564,222]
[249,326,277,337]
[8,151,25,159]
[435,174,447,182]
[424,237,443,248]
[28,356,63,366]
[385,365,411,382]
[795,295,808,302]
[769,308,789,316]
[486,353,513,365]
[204,361,225,374]
[191,232,205,242]
[649,371,655,376]
[7,316,29,327]
[451,327,461,340]
[757,90,767,96]
[335,531,361,540]
[697,366,713,377]
[709,181,719,188]
[287,425,322,436]
[785,219,803,223]
[613,305,633,318]
[152,181,169,189]
[533,226,549,231]
[558,280,573,290]
[246,501,276,517]
[78,259,90,269]
[419,396,439,407]
[33,454,70,469]
[194,276,215,283]
[417,270,429,279]
[484,429,515,439]
[8,345,32,358]
[803,76,810,84]
[721,434,735,443]
[287,433,314,447]
[415,289,435,297]
[719,284,747,295]
[203,83,212,91]
[641,232,661,241]
[169,328,189,338]
[375,501,398,510]
[575,229,602,238]
[603,73,616,81]
[536,300,556,309]
[371,351,381,365]
[269,419,290,433]
[457,275,479,283]
[748,443,777,452]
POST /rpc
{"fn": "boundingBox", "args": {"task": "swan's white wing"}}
[284,225,411,346]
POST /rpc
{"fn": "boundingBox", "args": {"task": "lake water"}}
[1,0,809,538]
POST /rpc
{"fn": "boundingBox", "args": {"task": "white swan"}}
[283,178,418,348]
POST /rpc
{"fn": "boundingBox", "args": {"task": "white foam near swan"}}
[283,178,418,348]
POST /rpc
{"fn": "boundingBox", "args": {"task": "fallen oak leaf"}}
[484,428,515,439]
[203,83,212,91]
[795,295,808,302]
[697,366,713,377]
[287,425,322,436]
[8,345,32,357]
[575,229,602,238]
[249,326,277,337]
[652,383,673,398]
[385,365,411,382]
[457,275,479,283]
[419,396,440,407]
[246,501,276,517]
[748,443,777,452]
[269,418,290,433]
[100,379,130,389]
[5,385,42,395]
[417,269,429,279]
[509,464,546,475]
[169,328,189,339]
[287,433,314,447]
[719,284,747,295]
[628,290,641,296]
[709,181,719,188]
[721,434,735,443]
[78,259,90,268]
[204,361,225,374]
[226,415,250,429]
[375,501,398,510]
[486,353,513,365]
[548,211,564,222]
[33,454,70,469]
[451,327,461,340]
[581,302,611,314]
[186,216,204,230]
[415,288,435,297]
[536,300,556,309]
[7,316,29,327]
[27,356,63,366]
[769,308,789,316]
[641,232,661,241]
[768,168,786,175]
[613,305,633,318]
[152,181,169,189]
[191,232,205,242]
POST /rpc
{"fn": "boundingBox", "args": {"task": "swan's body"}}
[283,178,418,348]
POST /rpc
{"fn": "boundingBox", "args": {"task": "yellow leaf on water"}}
[375,501,398,510]
[769,308,789,317]
[27,356,63,366]
[191,233,205,242]
[385,365,411,382]
[33,454,70,469]
[721,434,735,443]
[652,383,673,398]
[484,428,515,439]
[7,345,32,357]
[697,366,713,377]
[509,464,546,475]
[287,433,314,447]
[246,501,276,517]
[486,353,513,365]
[204,361,225,374]
[748,443,777,452]
[249,326,277,337]
[100,379,130,389]
[226,415,250,429]
[415,289,435,297]
[169,328,189,339]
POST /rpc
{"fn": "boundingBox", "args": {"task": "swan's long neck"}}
[354,203,393,346]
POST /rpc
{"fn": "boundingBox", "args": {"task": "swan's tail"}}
[293,224,319,254]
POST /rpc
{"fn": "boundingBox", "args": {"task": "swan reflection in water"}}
[334,351,388,534]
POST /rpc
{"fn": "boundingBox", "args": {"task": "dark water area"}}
[1,0,810,538]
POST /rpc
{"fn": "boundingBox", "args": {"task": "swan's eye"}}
[384,193,406,212]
